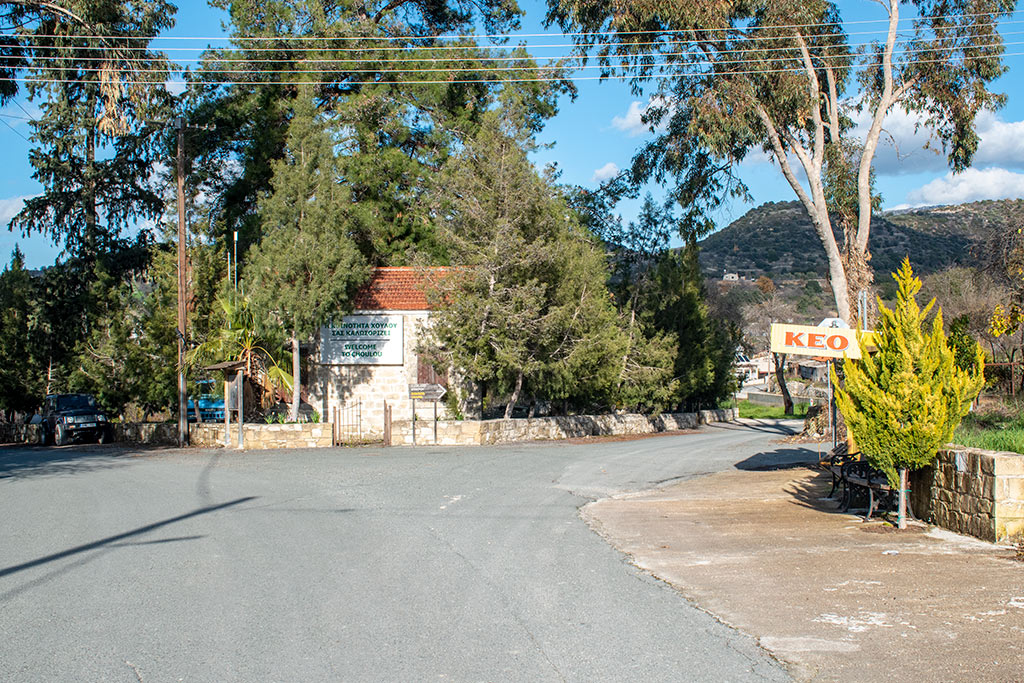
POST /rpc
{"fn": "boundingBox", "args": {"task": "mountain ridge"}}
[697,198,1024,279]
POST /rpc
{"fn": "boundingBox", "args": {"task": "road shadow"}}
[0,443,167,480]
[0,496,256,585]
[734,446,820,471]
[707,419,804,437]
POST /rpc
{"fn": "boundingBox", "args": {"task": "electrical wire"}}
[4,39,1019,78]
[7,29,1024,66]
[6,8,1022,42]
[0,115,28,140]
[3,51,1021,87]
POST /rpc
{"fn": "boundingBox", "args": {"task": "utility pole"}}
[176,117,188,448]
[172,116,213,448]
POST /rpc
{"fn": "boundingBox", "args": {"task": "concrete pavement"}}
[584,443,1024,682]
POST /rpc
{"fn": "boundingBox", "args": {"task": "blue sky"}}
[2,1,1023,267]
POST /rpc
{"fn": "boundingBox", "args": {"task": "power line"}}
[3,51,1021,87]
[0,116,28,140]
[4,17,1019,55]
[9,30,1024,67]
[6,39,1019,78]
[6,8,1022,42]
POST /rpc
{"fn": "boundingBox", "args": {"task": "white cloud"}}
[610,97,674,137]
[611,101,649,137]
[850,106,1024,175]
[591,162,620,183]
[904,167,1024,206]
[971,111,1024,169]
[0,195,32,228]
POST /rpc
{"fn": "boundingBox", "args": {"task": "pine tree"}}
[423,98,626,417]
[244,89,368,421]
[833,258,985,528]
[0,247,41,417]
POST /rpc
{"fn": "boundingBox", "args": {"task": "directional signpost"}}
[409,384,447,445]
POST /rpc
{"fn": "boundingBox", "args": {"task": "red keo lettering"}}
[827,335,849,351]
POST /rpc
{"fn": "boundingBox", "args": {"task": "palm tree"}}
[186,294,292,413]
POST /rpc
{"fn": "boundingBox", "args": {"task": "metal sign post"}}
[409,384,447,446]
[236,369,244,450]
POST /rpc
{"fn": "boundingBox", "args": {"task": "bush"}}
[834,259,985,526]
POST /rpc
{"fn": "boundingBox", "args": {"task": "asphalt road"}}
[0,419,808,682]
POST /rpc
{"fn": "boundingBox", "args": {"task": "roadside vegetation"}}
[737,401,809,420]
[953,408,1024,455]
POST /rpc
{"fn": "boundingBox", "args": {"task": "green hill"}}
[698,199,1024,279]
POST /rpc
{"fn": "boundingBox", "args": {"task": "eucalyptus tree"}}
[547,0,1015,323]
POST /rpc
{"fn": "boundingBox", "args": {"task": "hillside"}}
[698,199,1024,279]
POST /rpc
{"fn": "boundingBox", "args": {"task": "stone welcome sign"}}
[321,315,404,365]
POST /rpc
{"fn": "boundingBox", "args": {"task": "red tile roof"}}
[352,267,449,311]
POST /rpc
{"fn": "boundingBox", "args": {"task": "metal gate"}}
[331,400,392,446]
[331,401,364,445]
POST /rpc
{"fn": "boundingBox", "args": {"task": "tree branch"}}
[794,32,826,170]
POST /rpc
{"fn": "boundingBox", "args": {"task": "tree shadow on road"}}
[0,443,177,480]
[0,496,256,600]
[734,447,820,472]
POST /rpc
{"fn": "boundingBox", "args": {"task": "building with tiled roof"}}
[351,266,441,312]
[308,267,454,435]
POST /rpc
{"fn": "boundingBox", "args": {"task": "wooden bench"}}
[820,444,897,520]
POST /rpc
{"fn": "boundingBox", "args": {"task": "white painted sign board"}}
[321,315,404,365]
[770,323,874,359]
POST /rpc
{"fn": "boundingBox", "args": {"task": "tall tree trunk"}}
[504,369,523,420]
[290,330,301,422]
[773,353,794,415]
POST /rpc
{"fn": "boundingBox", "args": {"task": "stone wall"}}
[115,422,177,445]
[912,448,1024,544]
[192,423,333,450]
[392,408,736,446]
[0,423,42,444]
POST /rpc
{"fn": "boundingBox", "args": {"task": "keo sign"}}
[769,323,872,359]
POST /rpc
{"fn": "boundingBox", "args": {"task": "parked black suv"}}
[40,394,113,445]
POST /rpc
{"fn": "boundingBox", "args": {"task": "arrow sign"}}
[409,383,447,401]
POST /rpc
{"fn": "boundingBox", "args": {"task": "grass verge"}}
[737,400,810,420]
[953,412,1024,454]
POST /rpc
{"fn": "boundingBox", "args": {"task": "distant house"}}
[723,272,739,282]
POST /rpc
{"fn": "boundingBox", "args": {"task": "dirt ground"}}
[584,465,1024,682]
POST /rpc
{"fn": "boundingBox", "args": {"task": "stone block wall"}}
[392,408,735,446]
[0,423,42,444]
[115,422,177,445]
[192,423,333,450]
[914,448,1024,544]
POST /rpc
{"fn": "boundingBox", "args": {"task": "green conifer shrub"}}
[833,259,985,524]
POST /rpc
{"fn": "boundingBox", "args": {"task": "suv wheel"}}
[54,424,67,446]
[98,427,112,444]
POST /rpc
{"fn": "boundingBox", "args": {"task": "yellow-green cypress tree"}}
[833,258,984,527]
